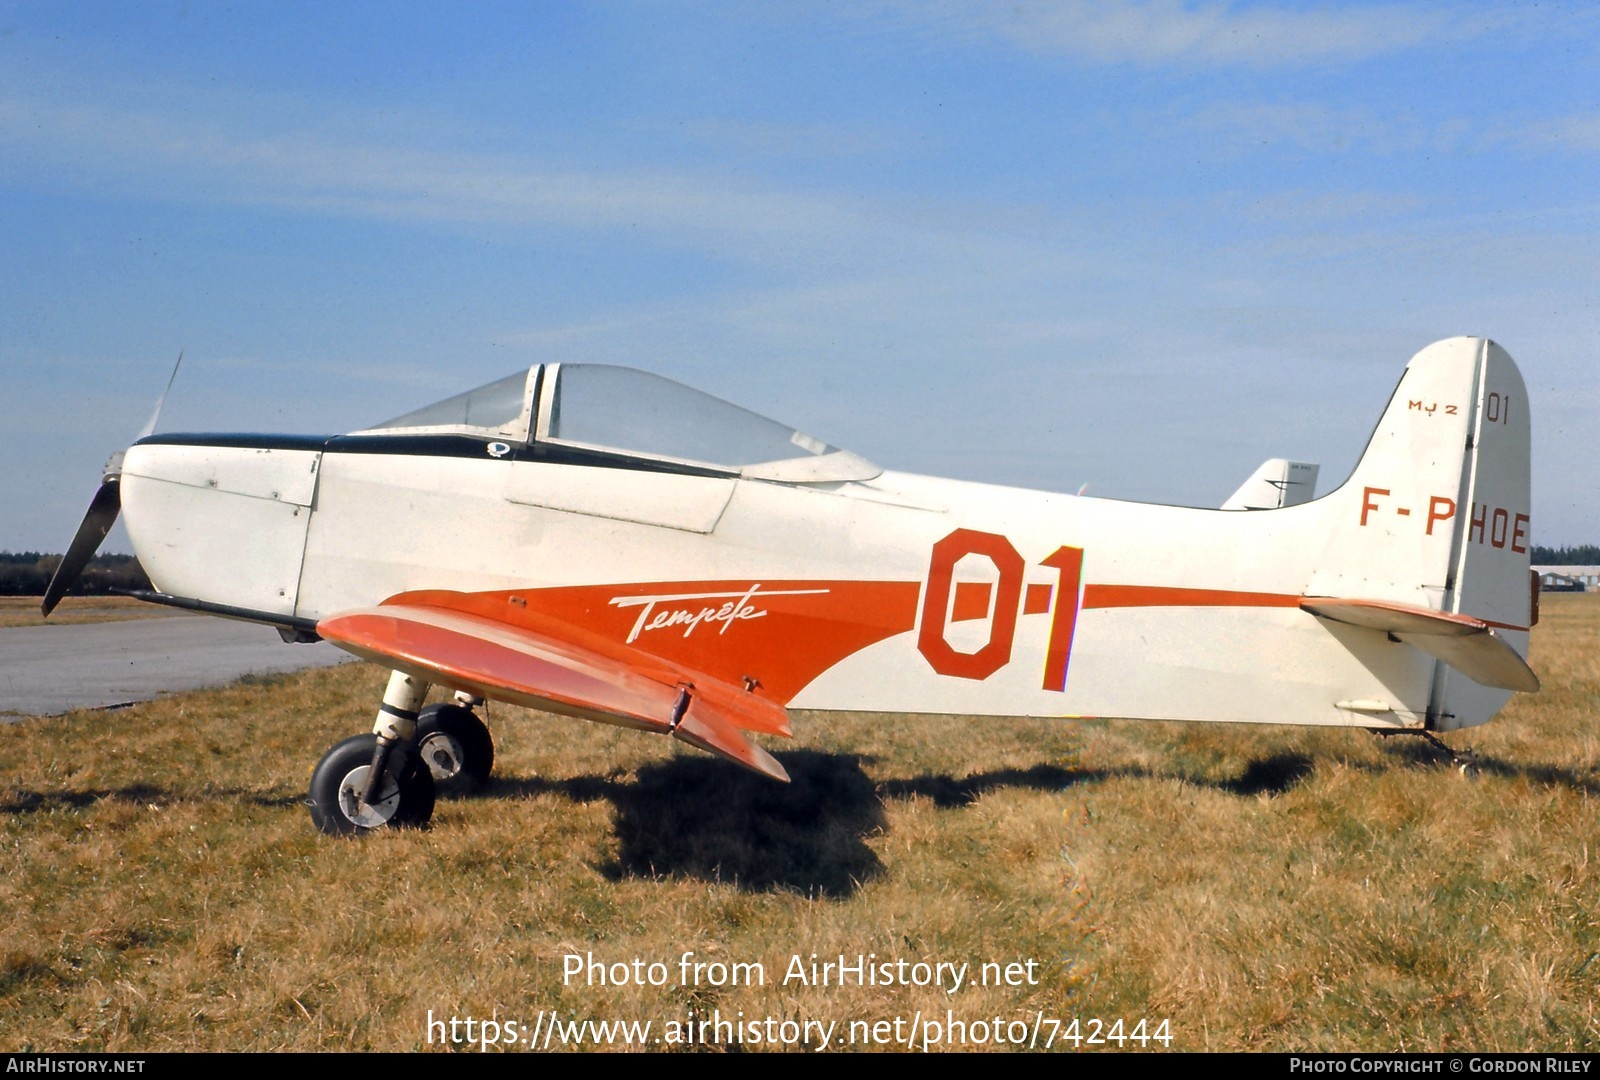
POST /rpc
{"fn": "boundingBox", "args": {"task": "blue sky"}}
[3,1,1597,552]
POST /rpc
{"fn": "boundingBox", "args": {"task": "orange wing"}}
[318,596,792,782]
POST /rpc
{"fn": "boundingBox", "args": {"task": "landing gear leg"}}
[1375,729,1479,778]
[307,670,438,835]
[1419,731,1479,777]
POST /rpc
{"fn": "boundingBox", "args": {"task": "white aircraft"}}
[44,337,1538,834]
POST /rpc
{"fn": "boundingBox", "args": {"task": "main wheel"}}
[307,734,436,835]
[413,703,494,793]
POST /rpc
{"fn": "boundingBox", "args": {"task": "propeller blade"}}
[137,351,183,440]
[44,354,182,617]
[41,477,122,617]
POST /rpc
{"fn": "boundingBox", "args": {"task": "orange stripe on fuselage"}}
[1083,585,1303,610]
[951,580,993,622]
[399,580,924,705]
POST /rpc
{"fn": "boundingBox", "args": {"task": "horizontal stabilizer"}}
[1222,459,1319,510]
[1301,598,1539,693]
[318,601,790,780]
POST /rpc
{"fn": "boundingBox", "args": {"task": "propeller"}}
[40,353,183,617]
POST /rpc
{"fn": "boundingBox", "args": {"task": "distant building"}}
[1533,565,1598,592]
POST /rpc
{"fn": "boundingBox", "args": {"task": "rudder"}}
[1435,339,1534,728]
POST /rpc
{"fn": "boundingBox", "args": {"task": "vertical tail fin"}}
[1306,337,1533,728]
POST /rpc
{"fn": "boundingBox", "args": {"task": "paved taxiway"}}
[0,615,354,718]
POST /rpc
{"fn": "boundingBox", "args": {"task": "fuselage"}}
[119,433,1449,732]
[116,341,1535,737]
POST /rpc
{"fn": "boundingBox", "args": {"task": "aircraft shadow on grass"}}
[454,743,1552,897]
[482,750,1078,897]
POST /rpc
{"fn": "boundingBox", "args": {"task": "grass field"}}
[0,596,184,628]
[1,594,1597,1052]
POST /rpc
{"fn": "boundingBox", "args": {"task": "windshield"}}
[357,370,534,438]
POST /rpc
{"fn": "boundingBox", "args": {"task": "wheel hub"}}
[337,765,402,828]
[418,731,465,782]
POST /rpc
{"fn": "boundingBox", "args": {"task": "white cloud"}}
[0,87,874,261]
[0,68,1130,316]
[665,117,918,161]
[1180,98,1600,161]
[1514,113,1600,153]
[1242,189,1427,223]
[1190,100,1384,152]
[870,0,1495,68]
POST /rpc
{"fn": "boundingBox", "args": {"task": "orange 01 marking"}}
[918,529,1023,680]
[918,529,1086,692]
[1039,545,1084,693]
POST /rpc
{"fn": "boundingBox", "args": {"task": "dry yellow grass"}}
[0,596,185,628]
[1,594,1597,1052]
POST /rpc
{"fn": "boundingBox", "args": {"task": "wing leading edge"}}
[318,596,792,782]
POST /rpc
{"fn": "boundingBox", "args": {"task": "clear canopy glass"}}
[364,370,530,435]
[356,363,879,483]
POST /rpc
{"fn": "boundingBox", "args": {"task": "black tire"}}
[307,734,436,835]
[413,703,494,793]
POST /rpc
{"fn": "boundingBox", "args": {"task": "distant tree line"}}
[0,552,152,597]
[2,545,1594,597]
[1532,545,1600,565]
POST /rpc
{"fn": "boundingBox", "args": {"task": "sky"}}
[3,1,1597,554]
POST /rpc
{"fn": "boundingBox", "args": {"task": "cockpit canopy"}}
[357,364,880,484]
